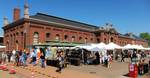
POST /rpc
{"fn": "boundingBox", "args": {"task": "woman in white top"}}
[2,52,7,64]
[11,50,16,63]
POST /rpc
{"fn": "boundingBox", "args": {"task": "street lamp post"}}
[24,29,27,49]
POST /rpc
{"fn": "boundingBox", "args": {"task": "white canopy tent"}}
[91,42,106,49]
[105,42,123,50]
[123,44,133,49]
[97,42,107,49]
[89,47,102,52]
[132,45,141,49]
[89,43,107,55]
[123,44,146,50]
[136,45,145,50]
[0,46,6,48]
[145,47,150,50]
[74,43,107,55]
[75,44,94,50]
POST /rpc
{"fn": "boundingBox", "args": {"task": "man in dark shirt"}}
[121,52,125,62]
[95,52,100,64]
[7,51,12,62]
[40,52,45,68]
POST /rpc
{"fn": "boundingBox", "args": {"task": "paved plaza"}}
[0,58,149,78]
[0,0,150,78]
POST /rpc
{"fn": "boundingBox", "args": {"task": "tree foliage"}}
[140,32,150,46]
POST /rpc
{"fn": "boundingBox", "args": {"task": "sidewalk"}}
[18,64,99,78]
[1,58,149,78]
[0,70,20,78]
[6,63,99,78]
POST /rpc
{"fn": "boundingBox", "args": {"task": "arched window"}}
[97,38,100,43]
[33,32,39,44]
[79,37,82,41]
[6,41,9,51]
[72,36,75,42]
[16,40,19,50]
[111,37,113,42]
[46,33,50,38]
[56,34,60,40]
[104,38,107,43]
[85,37,88,43]
[64,35,68,40]
[21,32,23,36]
[16,40,18,44]
[16,32,19,36]
[91,38,93,41]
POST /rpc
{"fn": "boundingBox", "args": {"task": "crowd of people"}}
[0,47,150,73]
[0,47,66,73]
[82,51,113,68]
[82,49,150,68]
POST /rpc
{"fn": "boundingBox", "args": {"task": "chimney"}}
[3,17,9,26]
[13,8,20,21]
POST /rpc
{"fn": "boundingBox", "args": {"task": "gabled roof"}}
[124,33,141,39]
[119,33,147,42]
[30,13,98,31]
[119,34,132,39]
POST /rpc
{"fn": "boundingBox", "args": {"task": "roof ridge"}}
[35,12,98,28]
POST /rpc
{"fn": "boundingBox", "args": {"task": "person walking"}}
[40,52,45,68]
[15,51,20,66]
[83,52,88,64]
[2,52,7,64]
[104,54,108,67]
[7,51,12,62]
[30,48,37,66]
[45,48,52,65]
[36,48,41,65]
[19,50,23,66]
[56,51,64,73]
[95,52,100,65]
[132,51,137,62]
[39,48,45,68]
[102,55,105,64]
[121,52,125,62]
[11,50,17,65]
[108,54,112,68]
[26,50,30,65]
[22,50,27,66]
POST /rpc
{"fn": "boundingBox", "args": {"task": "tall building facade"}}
[2,5,148,51]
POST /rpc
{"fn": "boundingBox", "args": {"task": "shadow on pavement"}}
[123,73,129,77]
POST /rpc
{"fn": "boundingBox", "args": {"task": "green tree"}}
[140,32,150,46]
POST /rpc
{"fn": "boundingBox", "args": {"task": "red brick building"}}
[0,37,5,53]
[2,4,148,51]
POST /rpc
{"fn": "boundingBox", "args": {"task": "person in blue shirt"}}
[22,50,27,66]
[30,48,37,66]
[45,48,52,60]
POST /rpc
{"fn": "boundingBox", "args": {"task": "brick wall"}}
[3,20,149,51]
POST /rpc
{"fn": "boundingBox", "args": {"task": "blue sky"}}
[0,0,150,36]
